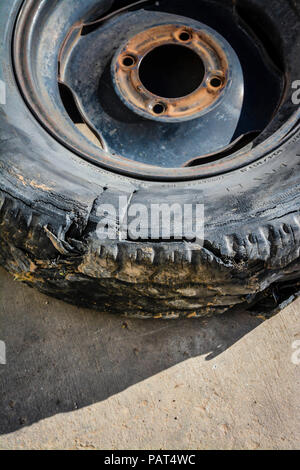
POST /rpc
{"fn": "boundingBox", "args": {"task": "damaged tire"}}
[0,0,300,318]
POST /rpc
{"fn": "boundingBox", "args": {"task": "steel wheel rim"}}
[13,0,298,181]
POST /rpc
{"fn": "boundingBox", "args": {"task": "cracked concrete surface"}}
[0,266,299,450]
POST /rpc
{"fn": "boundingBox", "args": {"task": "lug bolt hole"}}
[122,55,136,68]
[210,77,222,88]
[179,31,192,42]
[152,102,167,115]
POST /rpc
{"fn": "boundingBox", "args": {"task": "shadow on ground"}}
[0,267,263,435]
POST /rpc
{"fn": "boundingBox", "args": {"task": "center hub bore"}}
[111,24,229,122]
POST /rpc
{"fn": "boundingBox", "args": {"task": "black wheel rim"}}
[13,0,299,181]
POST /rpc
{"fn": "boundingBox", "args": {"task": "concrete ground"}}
[0,266,299,450]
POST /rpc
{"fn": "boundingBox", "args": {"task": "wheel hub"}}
[111,23,229,122]
[59,10,244,167]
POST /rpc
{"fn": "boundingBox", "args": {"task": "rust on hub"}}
[111,24,229,122]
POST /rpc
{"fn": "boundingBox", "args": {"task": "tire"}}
[1,0,300,318]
